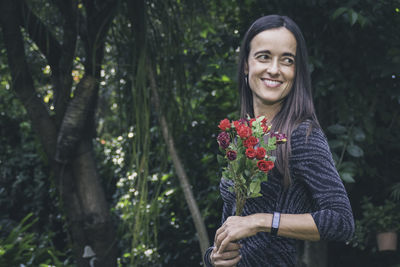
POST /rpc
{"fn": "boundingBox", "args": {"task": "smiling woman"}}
[245,27,297,118]
[204,15,355,267]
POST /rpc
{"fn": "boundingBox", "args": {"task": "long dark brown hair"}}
[238,15,320,187]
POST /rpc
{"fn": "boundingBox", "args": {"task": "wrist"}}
[248,213,273,233]
[270,212,281,236]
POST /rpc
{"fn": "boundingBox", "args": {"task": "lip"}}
[261,78,283,88]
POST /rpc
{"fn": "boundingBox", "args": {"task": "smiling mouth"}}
[261,78,283,88]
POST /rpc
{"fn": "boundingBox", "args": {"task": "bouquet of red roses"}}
[217,116,287,215]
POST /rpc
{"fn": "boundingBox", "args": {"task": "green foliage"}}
[360,199,400,233]
[1,0,400,266]
[0,213,69,266]
[391,183,400,201]
[351,198,400,251]
[0,81,69,262]
[327,124,366,183]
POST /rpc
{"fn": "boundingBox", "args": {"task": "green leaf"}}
[236,138,243,147]
[217,154,226,165]
[339,161,357,175]
[255,116,266,123]
[353,128,366,142]
[358,15,367,27]
[268,136,276,146]
[332,7,348,19]
[350,11,358,26]
[200,30,208,38]
[347,145,364,157]
[259,172,268,182]
[222,170,230,179]
[221,75,230,82]
[328,139,344,149]
[249,180,261,195]
[245,158,255,170]
[237,156,246,174]
[341,172,355,183]
[240,175,246,184]
[327,124,347,135]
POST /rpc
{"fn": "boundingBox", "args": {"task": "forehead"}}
[249,27,297,55]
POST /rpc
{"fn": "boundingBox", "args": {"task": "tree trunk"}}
[55,141,117,266]
[148,66,210,259]
[0,0,118,265]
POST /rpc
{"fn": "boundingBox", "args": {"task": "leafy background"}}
[0,0,399,266]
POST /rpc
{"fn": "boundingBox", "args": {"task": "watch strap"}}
[271,212,281,236]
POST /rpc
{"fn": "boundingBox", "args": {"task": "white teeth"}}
[264,79,281,87]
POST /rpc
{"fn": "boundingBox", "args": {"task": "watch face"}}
[272,212,280,228]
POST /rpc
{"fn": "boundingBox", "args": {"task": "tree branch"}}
[17,0,75,123]
[50,0,79,124]
[0,0,57,157]
[17,0,61,71]
[55,75,97,163]
[81,0,118,76]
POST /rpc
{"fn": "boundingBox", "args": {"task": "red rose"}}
[217,132,230,149]
[256,147,266,160]
[243,136,259,148]
[262,124,271,133]
[226,150,237,161]
[218,118,231,131]
[261,117,268,125]
[245,148,257,159]
[257,160,274,172]
[237,125,252,139]
[249,118,256,127]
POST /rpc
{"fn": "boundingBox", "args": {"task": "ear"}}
[244,62,249,75]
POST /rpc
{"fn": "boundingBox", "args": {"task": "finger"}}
[212,249,239,263]
[215,226,225,243]
[215,231,227,250]
[224,242,241,251]
[210,246,218,265]
[227,255,241,266]
[220,250,240,260]
[218,236,232,254]
[214,255,241,267]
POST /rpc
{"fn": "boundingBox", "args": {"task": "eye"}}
[282,57,295,66]
[256,54,270,62]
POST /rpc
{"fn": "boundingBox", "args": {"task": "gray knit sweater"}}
[204,121,355,267]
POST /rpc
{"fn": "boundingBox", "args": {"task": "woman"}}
[204,15,354,267]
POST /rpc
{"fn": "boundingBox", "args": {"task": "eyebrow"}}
[254,50,296,58]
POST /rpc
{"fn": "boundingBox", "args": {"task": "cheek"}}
[286,68,296,83]
[248,59,262,74]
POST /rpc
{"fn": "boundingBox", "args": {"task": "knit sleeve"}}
[290,122,355,241]
[203,187,233,267]
[203,246,214,267]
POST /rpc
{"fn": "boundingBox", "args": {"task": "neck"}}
[253,99,282,122]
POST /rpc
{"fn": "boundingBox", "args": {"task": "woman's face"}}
[245,27,297,108]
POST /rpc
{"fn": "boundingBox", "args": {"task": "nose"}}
[267,59,279,76]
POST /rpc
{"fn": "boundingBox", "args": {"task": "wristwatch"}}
[271,212,281,236]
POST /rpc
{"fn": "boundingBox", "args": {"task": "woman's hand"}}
[215,215,263,253]
[210,242,241,267]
